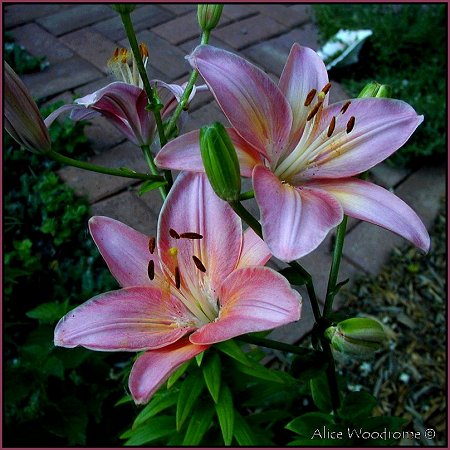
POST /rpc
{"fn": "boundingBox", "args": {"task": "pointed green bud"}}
[4,62,51,154]
[200,122,241,202]
[111,4,136,14]
[358,82,392,98]
[197,4,224,32]
[325,317,386,358]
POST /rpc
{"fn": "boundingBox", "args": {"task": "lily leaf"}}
[215,385,234,445]
[176,373,205,431]
[202,352,221,403]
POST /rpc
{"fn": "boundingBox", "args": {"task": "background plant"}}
[314,3,446,167]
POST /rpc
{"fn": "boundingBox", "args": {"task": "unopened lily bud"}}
[358,82,392,98]
[325,317,386,358]
[111,4,136,14]
[4,62,51,154]
[200,122,241,202]
[197,4,224,32]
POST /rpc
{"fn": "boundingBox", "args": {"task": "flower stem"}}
[323,215,348,318]
[165,30,211,138]
[237,334,321,358]
[239,190,255,201]
[140,145,168,200]
[229,200,262,237]
[47,150,164,182]
[119,12,167,146]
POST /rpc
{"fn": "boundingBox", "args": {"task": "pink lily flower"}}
[155,45,430,261]
[44,44,205,147]
[54,172,301,404]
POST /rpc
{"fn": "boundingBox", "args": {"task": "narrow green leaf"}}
[310,372,333,413]
[176,373,205,431]
[338,391,377,420]
[286,412,334,436]
[329,278,350,298]
[279,267,309,286]
[234,361,287,384]
[215,385,235,446]
[121,416,175,445]
[182,402,214,445]
[26,301,70,323]
[215,340,251,366]
[133,390,178,428]
[119,166,137,174]
[202,352,221,403]
[167,360,190,388]
[195,351,205,366]
[115,395,132,406]
[233,412,258,446]
[138,180,167,195]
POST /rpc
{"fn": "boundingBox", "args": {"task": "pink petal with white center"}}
[54,286,196,352]
[89,216,162,288]
[279,44,329,150]
[189,267,301,344]
[75,81,155,146]
[253,165,343,261]
[308,178,430,252]
[155,128,262,177]
[300,98,423,179]
[129,339,209,404]
[158,172,242,294]
[236,228,271,268]
[189,45,292,165]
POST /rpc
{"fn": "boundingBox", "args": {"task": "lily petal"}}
[75,81,155,146]
[300,98,423,179]
[155,128,262,177]
[129,339,209,404]
[279,44,329,150]
[54,287,196,351]
[236,228,271,268]
[158,172,242,293]
[189,267,301,344]
[89,216,163,287]
[189,45,292,165]
[253,165,343,261]
[308,178,430,252]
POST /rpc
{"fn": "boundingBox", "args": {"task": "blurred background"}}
[3,3,446,446]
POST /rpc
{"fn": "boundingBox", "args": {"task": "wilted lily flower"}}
[4,62,51,153]
[156,44,430,261]
[54,172,301,404]
[45,44,205,147]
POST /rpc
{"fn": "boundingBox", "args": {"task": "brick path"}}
[5,4,445,344]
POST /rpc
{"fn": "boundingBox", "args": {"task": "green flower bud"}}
[4,62,51,154]
[111,4,136,14]
[358,82,392,98]
[197,4,224,32]
[325,317,386,358]
[200,122,241,202]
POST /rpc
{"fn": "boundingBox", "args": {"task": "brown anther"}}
[340,101,351,115]
[307,101,323,121]
[148,237,156,254]
[327,116,336,138]
[180,232,203,240]
[321,82,332,95]
[119,48,128,64]
[113,47,120,59]
[304,88,317,107]
[192,255,206,273]
[175,267,181,289]
[169,228,180,239]
[346,116,356,134]
[147,260,155,280]
[139,43,149,58]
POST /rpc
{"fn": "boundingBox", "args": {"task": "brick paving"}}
[5,4,446,344]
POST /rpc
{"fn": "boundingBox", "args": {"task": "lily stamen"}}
[340,100,351,114]
[169,228,180,239]
[147,260,155,280]
[346,116,356,134]
[180,232,203,239]
[307,101,323,121]
[148,237,156,254]
[321,82,332,94]
[192,255,207,273]
[327,116,336,137]
[304,88,317,107]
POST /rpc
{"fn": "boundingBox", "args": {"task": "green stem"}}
[119,12,168,148]
[237,335,321,358]
[323,215,348,318]
[320,337,341,412]
[165,30,211,138]
[229,200,262,238]
[140,145,168,200]
[239,190,255,201]
[47,150,164,181]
